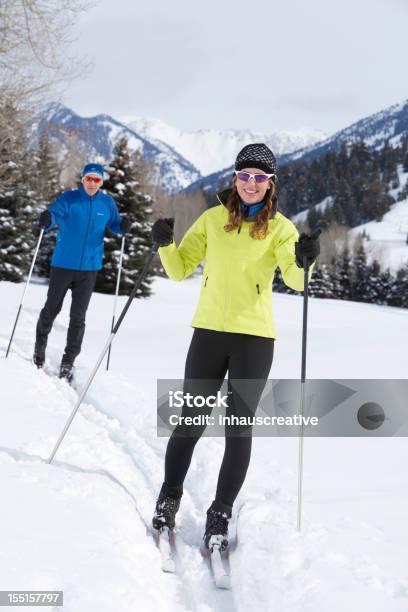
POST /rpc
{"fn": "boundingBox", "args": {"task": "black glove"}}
[152,218,175,247]
[295,229,321,268]
[120,216,132,234]
[39,210,52,228]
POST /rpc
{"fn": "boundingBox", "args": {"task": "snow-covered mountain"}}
[32,98,408,205]
[121,115,327,176]
[32,104,326,194]
[279,97,408,166]
[186,98,408,196]
[31,104,200,193]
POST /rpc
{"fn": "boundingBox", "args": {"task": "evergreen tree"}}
[272,266,295,295]
[368,179,393,222]
[308,262,332,298]
[95,137,154,296]
[363,259,380,303]
[335,247,352,300]
[374,265,394,305]
[351,243,370,302]
[0,100,36,281]
[277,137,403,228]
[34,130,61,200]
[328,256,342,299]
[403,149,408,174]
[306,206,323,232]
[33,130,61,278]
[332,178,354,226]
[379,139,399,187]
[387,263,408,308]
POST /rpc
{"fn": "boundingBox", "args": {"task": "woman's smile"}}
[235,167,271,204]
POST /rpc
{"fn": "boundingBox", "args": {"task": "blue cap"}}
[82,163,104,179]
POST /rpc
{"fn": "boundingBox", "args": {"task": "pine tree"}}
[387,263,408,308]
[33,129,61,278]
[335,247,352,300]
[306,206,322,233]
[403,150,408,174]
[272,266,295,295]
[34,130,61,200]
[351,243,370,302]
[375,265,394,305]
[95,137,154,296]
[368,179,393,222]
[308,262,332,298]
[0,100,36,282]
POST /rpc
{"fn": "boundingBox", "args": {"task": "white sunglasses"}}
[234,170,276,184]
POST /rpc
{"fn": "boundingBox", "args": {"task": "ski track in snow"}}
[1,280,408,611]
[0,329,240,610]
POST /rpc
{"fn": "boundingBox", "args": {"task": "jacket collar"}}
[241,200,265,219]
[216,188,232,207]
[216,188,266,218]
[79,184,102,199]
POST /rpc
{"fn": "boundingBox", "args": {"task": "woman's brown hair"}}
[224,177,278,239]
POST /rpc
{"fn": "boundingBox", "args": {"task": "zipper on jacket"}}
[237,223,242,234]
[204,275,208,287]
[79,195,93,270]
[256,283,260,295]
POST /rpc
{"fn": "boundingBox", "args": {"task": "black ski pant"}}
[164,328,274,510]
[35,266,97,364]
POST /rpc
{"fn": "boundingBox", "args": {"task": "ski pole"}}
[46,242,159,464]
[106,235,126,371]
[296,229,321,531]
[5,228,45,358]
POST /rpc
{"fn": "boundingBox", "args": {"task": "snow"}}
[121,116,327,176]
[292,196,334,225]
[285,98,408,164]
[0,277,408,611]
[352,197,408,271]
[388,164,408,201]
[33,105,200,194]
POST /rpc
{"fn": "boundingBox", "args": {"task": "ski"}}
[153,527,177,573]
[200,501,244,589]
[201,538,232,589]
[209,542,231,589]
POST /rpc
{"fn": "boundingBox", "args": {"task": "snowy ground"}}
[352,197,408,272]
[0,276,407,612]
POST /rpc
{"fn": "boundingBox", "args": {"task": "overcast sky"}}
[64,0,408,136]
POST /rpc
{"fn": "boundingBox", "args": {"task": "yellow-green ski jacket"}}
[158,193,314,339]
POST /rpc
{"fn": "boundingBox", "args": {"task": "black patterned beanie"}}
[235,143,277,181]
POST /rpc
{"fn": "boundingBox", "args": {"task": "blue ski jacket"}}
[46,185,123,271]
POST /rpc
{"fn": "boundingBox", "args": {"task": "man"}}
[34,162,131,382]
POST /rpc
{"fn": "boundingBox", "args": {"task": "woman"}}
[151,143,319,551]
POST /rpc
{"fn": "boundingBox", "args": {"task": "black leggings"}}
[164,328,274,509]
